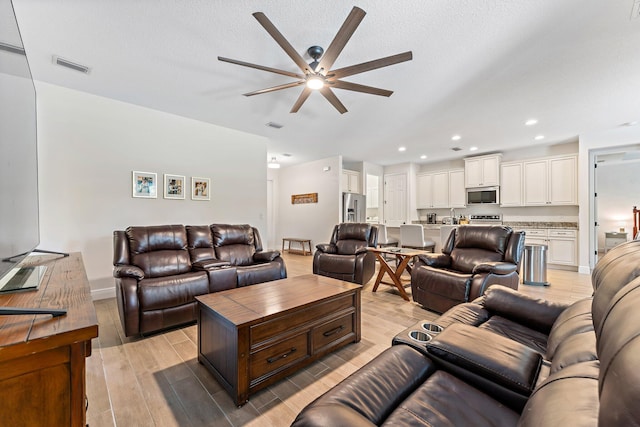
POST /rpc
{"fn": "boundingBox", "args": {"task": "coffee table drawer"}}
[250,332,309,382]
[312,312,355,353]
[251,293,356,344]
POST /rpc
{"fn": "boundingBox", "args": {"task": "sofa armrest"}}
[253,250,281,263]
[416,253,451,268]
[426,323,542,411]
[483,285,570,334]
[472,261,517,275]
[192,259,231,270]
[316,244,337,254]
[354,246,369,255]
[113,264,144,280]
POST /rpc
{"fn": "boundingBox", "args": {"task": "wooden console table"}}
[0,253,98,427]
[282,237,312,255]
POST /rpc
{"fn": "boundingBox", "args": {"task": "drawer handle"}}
[323,325,345,337]
[267,347,297,364]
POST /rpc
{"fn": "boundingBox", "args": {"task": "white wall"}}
[35,82,269,298]
[275,156,341,252]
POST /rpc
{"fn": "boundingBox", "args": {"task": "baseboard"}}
[578,265,591,275]
[91,286,116,301]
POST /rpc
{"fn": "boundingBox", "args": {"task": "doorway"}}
[590,144,640,268]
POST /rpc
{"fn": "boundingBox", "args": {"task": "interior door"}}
[384,173,407,227]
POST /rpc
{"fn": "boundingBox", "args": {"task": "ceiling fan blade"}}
[317,6,366,73]
[243,81,304,97]
[331,80,393,97]
[319,87,348,114]
[290,87,312,113]
[330,51,413,79]
[218,57,304,79]
[252,12,310,73]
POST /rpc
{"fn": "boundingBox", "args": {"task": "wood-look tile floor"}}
[87,254,593,427]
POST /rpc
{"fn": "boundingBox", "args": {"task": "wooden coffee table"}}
[368,247,431,301]
[196,274,361,406]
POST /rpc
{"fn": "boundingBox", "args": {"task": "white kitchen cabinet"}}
[416,171,449,208]
[523,155,577,206]
[448,169,466,208]
[547,229,578,266]
[464,154,501,188]
[342,169,361,194]
[500,162,523,207]
[366,174,379,208]
[521,228,577,266]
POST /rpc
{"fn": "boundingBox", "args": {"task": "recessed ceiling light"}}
[398,146,406,152]
[469,146,478,151]
[622,121,639,127]
[525,119,538,126]
[534,135,545,140]
[420,155,427,159]
[451,135,461,141]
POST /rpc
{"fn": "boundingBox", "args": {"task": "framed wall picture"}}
[132,171,157,198]
[163,174,185,199]
[191,177,211,201]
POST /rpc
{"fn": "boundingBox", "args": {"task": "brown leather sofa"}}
[313,223,378,285]
[113,223,285,336]
[292,241,640,426]
[411,225,525,313]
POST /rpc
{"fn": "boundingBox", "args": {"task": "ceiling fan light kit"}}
[219,6,412,114]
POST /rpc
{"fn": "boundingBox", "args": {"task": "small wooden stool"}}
[282,238,312,255]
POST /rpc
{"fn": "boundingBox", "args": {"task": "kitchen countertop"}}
[411,221,579,230]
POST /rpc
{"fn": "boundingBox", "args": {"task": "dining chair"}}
[400,224,435,252]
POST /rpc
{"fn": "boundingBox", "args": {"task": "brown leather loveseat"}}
[292,241,640,426]
[411,225,525,313]
[113,223,285,336]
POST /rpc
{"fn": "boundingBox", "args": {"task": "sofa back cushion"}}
[126,225,191,278]
[449,226,511,273]
[334,223,374,255]
[211,224,256,266]
[186,225,216,262]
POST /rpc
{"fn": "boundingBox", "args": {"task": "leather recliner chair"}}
[411,225,525,313]
[313,223,378,285]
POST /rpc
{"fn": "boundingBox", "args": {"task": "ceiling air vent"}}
[54,56,90,73]
[266,122,284,129]
[0,41,25,55]
[451,147,463,152]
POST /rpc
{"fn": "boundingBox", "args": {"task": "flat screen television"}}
[0,0,41,289]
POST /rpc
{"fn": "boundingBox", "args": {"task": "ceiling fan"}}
[218,6,413,114]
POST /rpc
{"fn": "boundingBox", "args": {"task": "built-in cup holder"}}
[408,330,432,343]
[421,323,443,334]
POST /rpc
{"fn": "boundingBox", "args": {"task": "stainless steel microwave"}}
[466,186,499,204]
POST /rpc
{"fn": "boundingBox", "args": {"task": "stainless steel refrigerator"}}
[343,193,366,223]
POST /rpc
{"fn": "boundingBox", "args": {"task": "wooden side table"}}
[282,238,312,255]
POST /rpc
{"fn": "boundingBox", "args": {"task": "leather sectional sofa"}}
[113,223,286,336]
[292,241,640,426]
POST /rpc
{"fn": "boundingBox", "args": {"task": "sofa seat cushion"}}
[479,316,549,354]
[383,370,519,426]
[138,271,209,311]
[236,263,283,287]
[316,253,357,275]
[427,303,490,328]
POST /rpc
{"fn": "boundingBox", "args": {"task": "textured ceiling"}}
[10,0,640,167]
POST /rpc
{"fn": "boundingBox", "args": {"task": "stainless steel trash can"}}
[522,244,550,286]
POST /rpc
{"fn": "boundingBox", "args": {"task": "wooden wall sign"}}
[291,193,318,204]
